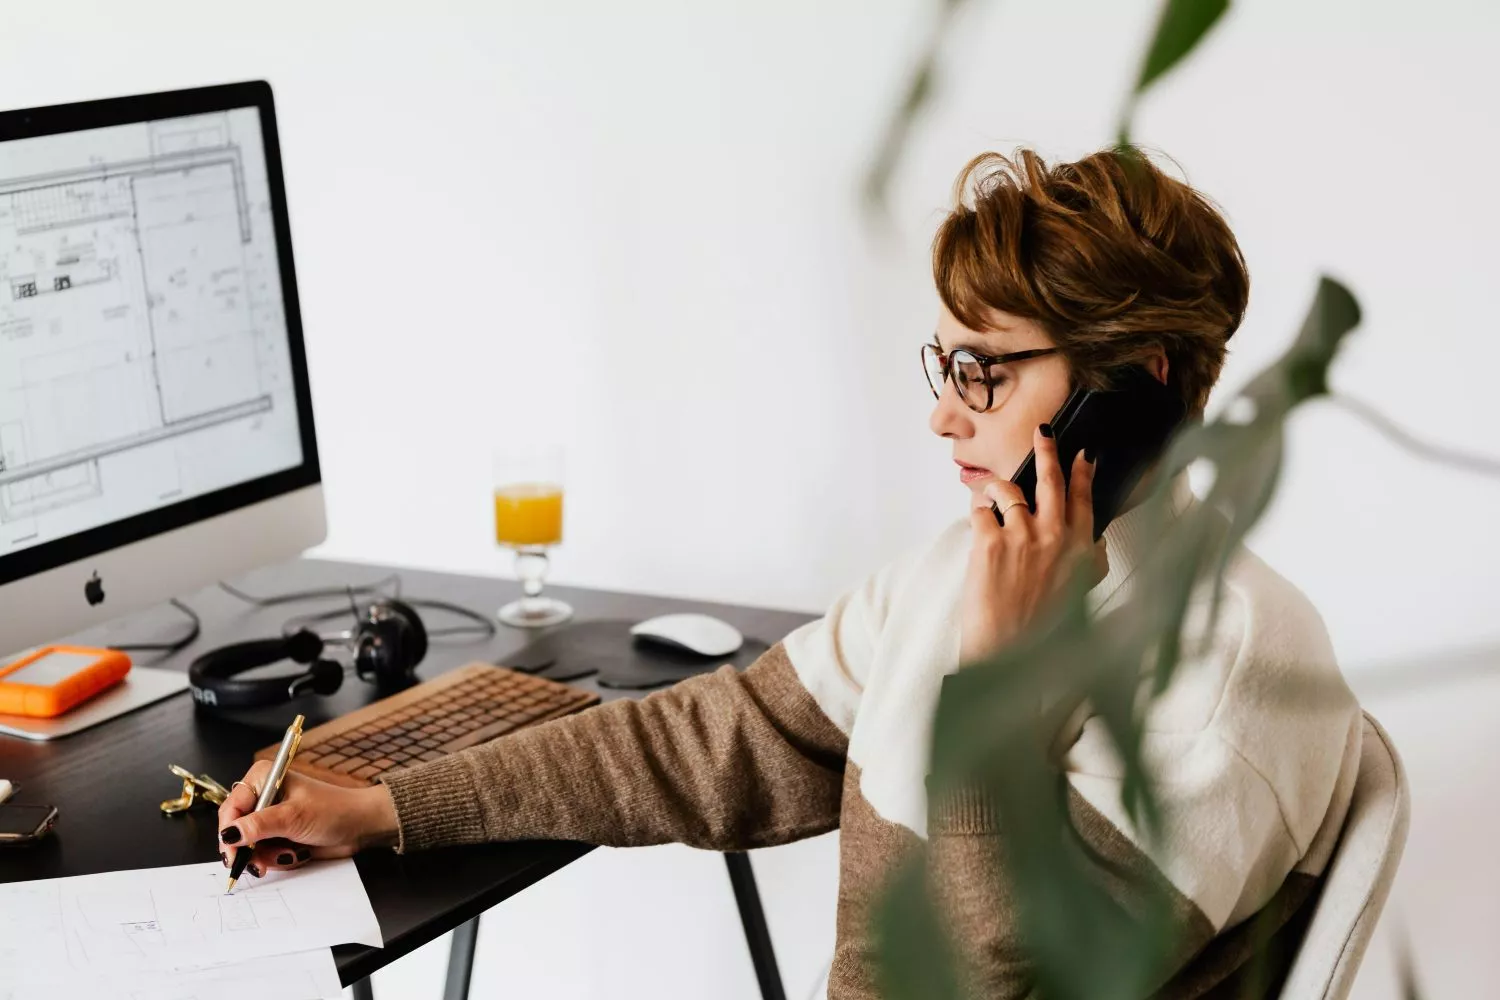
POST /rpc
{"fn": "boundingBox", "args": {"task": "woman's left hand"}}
[959,425,1109,666]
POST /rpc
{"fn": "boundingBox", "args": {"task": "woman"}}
[218,148,1361,998]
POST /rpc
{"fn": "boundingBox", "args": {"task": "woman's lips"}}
[956,461,991,484]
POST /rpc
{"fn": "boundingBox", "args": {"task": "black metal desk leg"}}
[351,978,375,1000]
[725,852,787,1000]
[443,916,481,1000]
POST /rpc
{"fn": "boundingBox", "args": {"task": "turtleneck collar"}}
[1087,473,1197,615]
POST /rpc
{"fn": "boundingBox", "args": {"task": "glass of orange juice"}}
[493,446,573,627]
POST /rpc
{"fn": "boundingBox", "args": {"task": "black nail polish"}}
[1039,423,1054,439]
[295,847,311,862]
[220,852,228,867]
[220,826,241,844]
[1085,446,1097,463]
[248,864,263,878]
[277,852,294,866]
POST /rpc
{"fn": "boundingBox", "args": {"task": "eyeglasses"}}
[921,342,1061,413]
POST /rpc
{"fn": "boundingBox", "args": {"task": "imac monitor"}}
[0,82,324,656]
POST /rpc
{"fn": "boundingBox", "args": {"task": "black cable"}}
[404,598,499,641]
[275,598,497,643]
[218,574,497,644]
[216,573,403,607]
[108,598,202,657]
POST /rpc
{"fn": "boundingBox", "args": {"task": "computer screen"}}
[0,106,305,559]
[0,82,323,655]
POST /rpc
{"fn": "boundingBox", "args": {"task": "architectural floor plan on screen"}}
[0,108,304,554]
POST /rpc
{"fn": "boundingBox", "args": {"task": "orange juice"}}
[494,483,564,547]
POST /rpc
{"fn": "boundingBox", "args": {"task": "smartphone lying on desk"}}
[0,803,59,846]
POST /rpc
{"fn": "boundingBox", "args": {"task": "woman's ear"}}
[1147,348,1169,385]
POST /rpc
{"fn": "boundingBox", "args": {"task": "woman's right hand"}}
[215,759,400,878]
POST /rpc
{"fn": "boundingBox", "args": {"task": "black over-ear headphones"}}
[189,599,429,709]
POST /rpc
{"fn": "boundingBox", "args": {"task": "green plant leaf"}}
[1119,0,1231,144]
[1134,0,1230,95]
[872,850,963,1000]
[860,0,976,216]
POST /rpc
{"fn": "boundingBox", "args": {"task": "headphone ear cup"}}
[307,659,345,696]
[381,599,429,669]
[285,629,325,665]
[352,599,428,687]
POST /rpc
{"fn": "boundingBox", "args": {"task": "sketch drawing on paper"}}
[216,887,296,933]
[51,875,299,968]
[68,888,172,963]
[0,860,373,1000]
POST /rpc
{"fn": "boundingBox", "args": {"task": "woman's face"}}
[928,305,1073,504]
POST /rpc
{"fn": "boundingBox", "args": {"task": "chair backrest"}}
[1280,711,1411,1000]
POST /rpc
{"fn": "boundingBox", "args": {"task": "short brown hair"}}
[932,147,1249,415]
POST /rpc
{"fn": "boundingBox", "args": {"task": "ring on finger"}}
[231,780,261,798]
[992,499,1027,522]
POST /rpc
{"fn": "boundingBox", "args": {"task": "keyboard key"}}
[439,717,517,753]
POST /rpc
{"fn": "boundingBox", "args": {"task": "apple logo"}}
[85,571,105,607]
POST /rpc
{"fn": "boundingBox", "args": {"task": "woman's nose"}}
[928,383,974,439]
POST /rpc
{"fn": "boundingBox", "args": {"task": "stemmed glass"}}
[492,446,573,628]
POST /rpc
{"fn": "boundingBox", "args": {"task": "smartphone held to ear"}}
[1010,366,1186,539]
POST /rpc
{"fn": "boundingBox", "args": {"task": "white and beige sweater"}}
[381,483,1362,998]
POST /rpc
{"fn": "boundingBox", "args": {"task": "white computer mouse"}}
[630,613,744,657]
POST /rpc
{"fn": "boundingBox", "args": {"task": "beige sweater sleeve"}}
[378,643,848,854]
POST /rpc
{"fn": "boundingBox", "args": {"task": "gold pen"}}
[227,714,305,893]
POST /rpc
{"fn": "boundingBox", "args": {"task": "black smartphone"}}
[1009,366,1187,539]
[0,803,59,845]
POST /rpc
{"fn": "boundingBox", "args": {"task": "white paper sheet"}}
[0,858,380,980]
[0,948,343,1000]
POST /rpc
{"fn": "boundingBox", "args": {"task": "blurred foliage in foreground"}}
[861,0,1423,996]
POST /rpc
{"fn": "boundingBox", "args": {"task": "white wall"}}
[6,1,1498,997]
[6,0,1492,666]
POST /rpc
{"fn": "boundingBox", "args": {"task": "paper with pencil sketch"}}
[0,948,342,1000]
[0,858,380,979]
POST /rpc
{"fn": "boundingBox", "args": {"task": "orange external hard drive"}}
[0,645,133,718]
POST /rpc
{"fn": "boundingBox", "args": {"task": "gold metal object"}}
[227,714,305,893]
[160,764,232,815]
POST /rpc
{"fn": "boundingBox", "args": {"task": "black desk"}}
[0,559,815,998]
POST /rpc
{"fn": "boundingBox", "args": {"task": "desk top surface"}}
[0,558,814,983]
